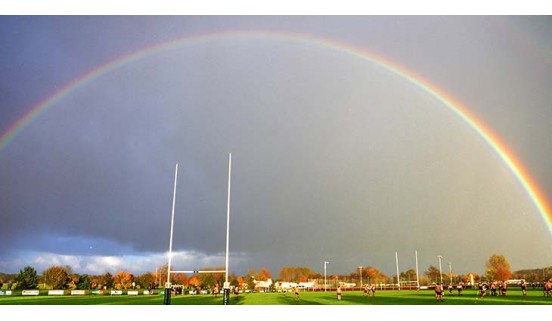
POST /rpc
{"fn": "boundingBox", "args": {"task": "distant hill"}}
[0,272,16,281]
[512,266,552,281]
[0,273,16,288]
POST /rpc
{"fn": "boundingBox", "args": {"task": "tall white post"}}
[324,261,329,292]
[225,153,232,284]
[395,252,400,290]
[359,266,363,288]
[164,163,178,305]
[223,153,232,305]
[167,163,178,285]
[438,255,443,284]
[448,262,452,284]
[415,250,420,289]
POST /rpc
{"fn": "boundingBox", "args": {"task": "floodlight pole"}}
[438,255,443,284]
[324,261,329,292]
[415,250,420,290]
[164,163,178,305]
[223,153,232,305]
[359,266,363,288]
[395,252,400,291]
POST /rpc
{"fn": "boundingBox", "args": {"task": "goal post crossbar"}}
[170,270,226,274]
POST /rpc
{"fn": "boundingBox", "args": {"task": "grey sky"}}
[1,16,551,277]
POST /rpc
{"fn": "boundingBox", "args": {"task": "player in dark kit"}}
[434,283,444,302]
[521,280,527,296]
[456,281,464,296]
[491,281,498,296]
[479,282,488,298]
[500,281,508,296]
[543,279,551,297]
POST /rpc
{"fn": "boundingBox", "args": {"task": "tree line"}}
[1,254,550,291]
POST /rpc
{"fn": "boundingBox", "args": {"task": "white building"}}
[275,281,298,291]
[298,281,315,290]
[253,278,273,292]
[339,282,356,288]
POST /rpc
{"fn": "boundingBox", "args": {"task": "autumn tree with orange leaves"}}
[364,267,387,284]
[188,276,201,288]
[173,273,189,286]
[237,276,245,287]
[256,267,272,281]
[278,267,316,282]
[42,265,70,289]
[485,254,512,281]
[114,270,133,290]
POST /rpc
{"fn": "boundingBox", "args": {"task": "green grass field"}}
[1,288,551,305]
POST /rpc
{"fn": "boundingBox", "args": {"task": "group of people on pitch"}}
[362,284,377,297]
[435,279,552,300]
[478,280,512,297]
[293,286,347,301]
[478,279,552,298]
[293,284,376,301]
[434,281,465,301]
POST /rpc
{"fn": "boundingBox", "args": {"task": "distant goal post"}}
[170,270,226,274]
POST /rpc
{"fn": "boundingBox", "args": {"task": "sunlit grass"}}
[1,288,550,305]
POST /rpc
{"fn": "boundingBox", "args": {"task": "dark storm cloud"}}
[1,16,551,275]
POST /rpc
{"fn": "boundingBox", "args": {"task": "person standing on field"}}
[545,279,552,297]
[501,281,508,296]
[491,281,498,296]
[520,280,527,296]
[479,282,488,298]
[370,284,376,297]
[337,286,343,301]
[456,281,464,296]
[434,283,443,302]
[294,286,299,300]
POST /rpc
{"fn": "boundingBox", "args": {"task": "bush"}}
[15,266,38,290]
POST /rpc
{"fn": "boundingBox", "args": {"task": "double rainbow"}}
[1,30,550,232]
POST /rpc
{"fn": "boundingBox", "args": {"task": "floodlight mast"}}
[438,255,443,284]
[395,251,400,291]
[359,266,363,288]
[164,163,178,305]
[324,261,329,292]
[415,250,420,290]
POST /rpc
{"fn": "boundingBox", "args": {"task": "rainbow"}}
[1,30,551,232]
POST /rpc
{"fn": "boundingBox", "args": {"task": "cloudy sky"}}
[1,14,551,278]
